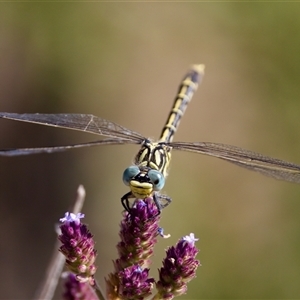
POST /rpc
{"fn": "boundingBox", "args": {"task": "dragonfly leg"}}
[121,191,133,213]
[158,193,172,209]
[152,192,162,216]
[121,191,172,216]
[153,193,172,213]
[152,192,172,216]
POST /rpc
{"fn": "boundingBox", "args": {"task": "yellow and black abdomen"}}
[159,64,204,144]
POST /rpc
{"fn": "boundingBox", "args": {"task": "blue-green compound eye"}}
[148,169,165,191]
[123,166,140,186]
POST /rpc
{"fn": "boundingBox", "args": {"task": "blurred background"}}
[1,2,300,299]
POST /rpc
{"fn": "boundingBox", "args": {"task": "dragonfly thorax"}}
[134,139,172,177]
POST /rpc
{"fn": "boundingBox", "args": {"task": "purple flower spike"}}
[58,212,97,286]
[116,198,160,270]
[106,198,159,299]
[156,233,200,300]
[118,265,155,300]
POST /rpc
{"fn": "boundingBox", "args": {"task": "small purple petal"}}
[60,212,85,224]
[158,227,171,239]
[182,233,199,246]
[133,200,147,208]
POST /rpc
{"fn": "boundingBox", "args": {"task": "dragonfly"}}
[1,64,300,214]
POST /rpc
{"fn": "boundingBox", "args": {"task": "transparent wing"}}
[0,113,145,142]
[170,141,300,183]
[0,138,140,156]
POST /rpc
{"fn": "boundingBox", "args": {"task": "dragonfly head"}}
[123,165,165,198]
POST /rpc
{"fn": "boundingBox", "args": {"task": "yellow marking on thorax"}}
[135,141,171,177]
